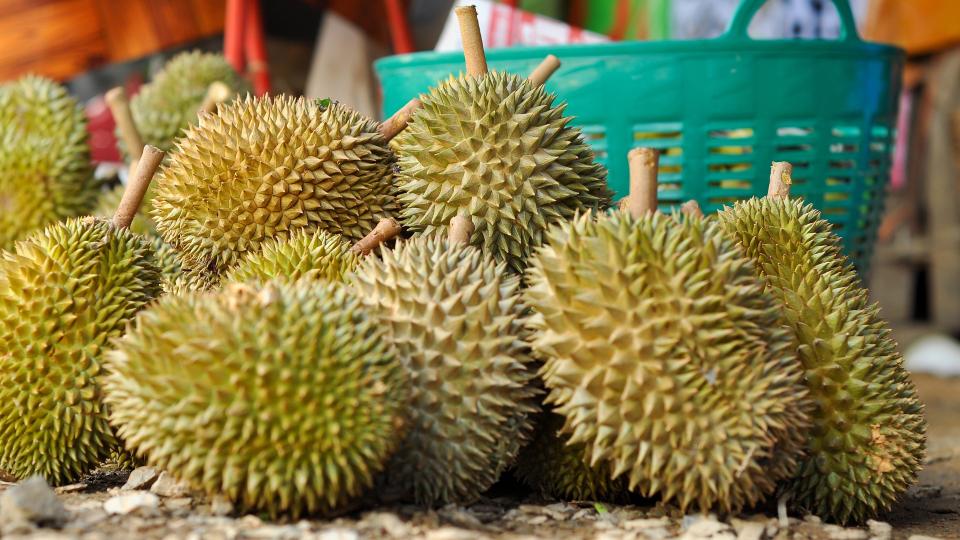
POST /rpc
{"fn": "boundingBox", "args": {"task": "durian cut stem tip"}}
[448,215,475,245]
[351,218,402,256]
[528,54,561,87]
[199,81,233,116]
[680,200,703,218]
[379,98,422,142]
[626,147,660,218]
[105,86,144,162]
[114,145,164,230]
[456,5,488,77]
[768,161,793,200]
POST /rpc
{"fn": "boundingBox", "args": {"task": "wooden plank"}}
[0,0,62,18]
[0,0,107,81]
[94,0,160,62]
[189,0,226,36]
[869,241,916,324]
[0,37,106,82]
[924,49,960,331]
[148,0,201,49]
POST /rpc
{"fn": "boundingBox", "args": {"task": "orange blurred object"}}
[864,0,960,56]
[0,0,227,82]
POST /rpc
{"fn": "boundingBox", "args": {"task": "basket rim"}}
[374,38,904,71]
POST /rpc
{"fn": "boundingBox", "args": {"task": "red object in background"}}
[608,0,632,41]
[225,0,247,74]
[224,0,270,95]
[87,76,143,164]
[245,0,271,95]
[384,0,415,54]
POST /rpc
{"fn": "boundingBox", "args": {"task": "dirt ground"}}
[885,373,960,539]
[0,373,957,540]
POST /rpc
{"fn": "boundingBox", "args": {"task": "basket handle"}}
[723,0,862,43]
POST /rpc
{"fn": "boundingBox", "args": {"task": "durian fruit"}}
[0,147,166,484]
[151,95,404,275]
[223,228,360,285]
[161,266,219,296]
[0,75,98,248]
[127,51,248,152]
[104,279,408,518]
[716,162,926,524]
[513,412,630,502]
[393,7,611,273]
[94,183,184,281]
[354,216,540,506]
[102,87,194,286]
[524,149,812,514]
[221,215,404,287]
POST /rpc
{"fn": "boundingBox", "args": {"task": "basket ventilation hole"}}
[632,124,684,197]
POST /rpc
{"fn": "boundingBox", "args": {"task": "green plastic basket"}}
[374,0,904,273]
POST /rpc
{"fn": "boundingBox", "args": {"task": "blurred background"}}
[7,0,951,370]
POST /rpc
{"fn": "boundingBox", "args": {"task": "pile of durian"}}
[0,6,925,526]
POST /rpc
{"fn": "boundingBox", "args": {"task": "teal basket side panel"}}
[375,42,903,273]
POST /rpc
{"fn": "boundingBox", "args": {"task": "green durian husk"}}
[110,448,145,471]
[354,232,540,506]
[717,197,926,525]
[0,217,162,484]
[0,76,98,249]
[104,280,408,518]
[94,184,184,284]
[160,265,219,296]
[394,71,612,273]
[222,228,359,286]
[513,412,631,503]
[524,210,812,514]
[126,50,250,153]
[151,96,398,276]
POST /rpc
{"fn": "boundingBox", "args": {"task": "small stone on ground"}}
[103,491,160,515]
[0,476,69,529]
[122,467,160,491]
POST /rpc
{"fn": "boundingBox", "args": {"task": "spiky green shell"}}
[94,183,156,237]
[0,218,162,484]
[223,228,359,285]
[104,281,408,517]
[354,234,539,505]
[128,51,249,152]
[514,412,630,502]
[152,96,398,275]
[716,197,926,524]
[95,185,183,282]
[0,76,97,248]
[152,238,185,281]
[110,448,144,471]
[394,71,612,273]
[525,211,811,513]
[161,266,219,296]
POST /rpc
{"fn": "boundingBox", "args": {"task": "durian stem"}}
[105,86,144,166]
[351,218,402,256]
[767,161,793,200]
[528,55,561,87]
[448,215,475,244]
[379,98,422,142]
[626,147,659,218]
[680,200,704,218]
[456,5,488,76]
[199,81,233,116]
[114,145,164,230]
